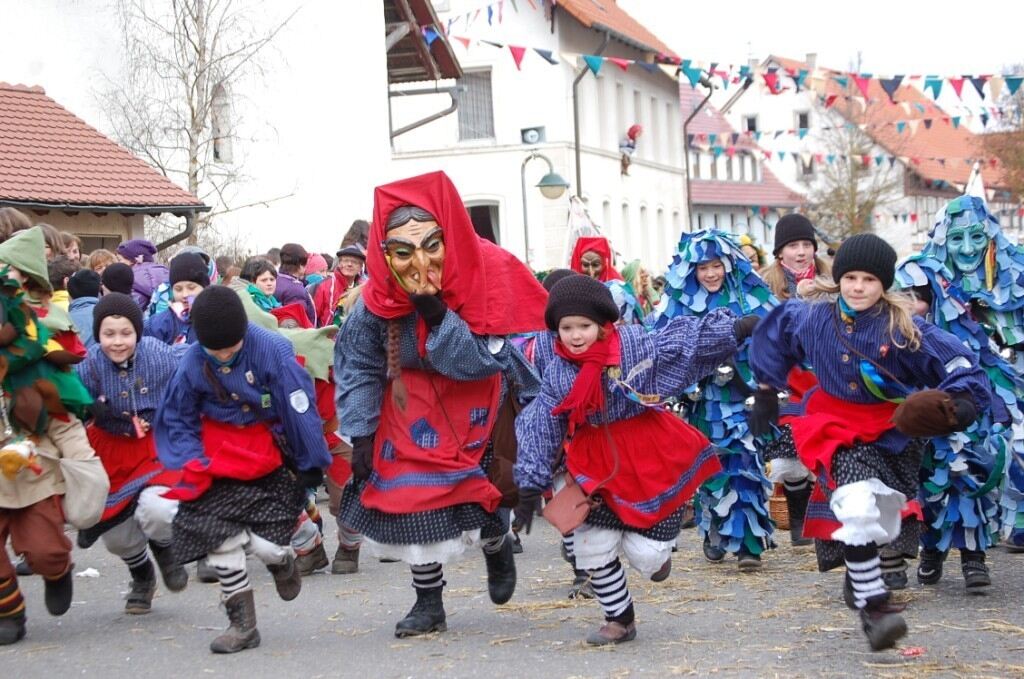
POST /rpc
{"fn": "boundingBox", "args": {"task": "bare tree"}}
[98,0,296,245]
[982,64,1024,202]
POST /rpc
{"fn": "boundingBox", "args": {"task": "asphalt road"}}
[4,512,1024,679]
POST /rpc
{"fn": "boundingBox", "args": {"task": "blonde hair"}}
[806,279,921,351]
[762,255,832,301]
[87,249,117,272]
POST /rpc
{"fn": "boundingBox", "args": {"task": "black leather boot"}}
[483,536,516,605]
[859,599,908,651]
[0,612,26,645]
[209,589,260,653]
[784,484,813,546]
[394,586,447,637]
[150,541,188,592]
[43,569,73,616]
[917,548,946,585]
[960,549,991,590]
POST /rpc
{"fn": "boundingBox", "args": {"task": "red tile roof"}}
[556,0,678,58]
[766,55,1007,192]
[0,83,206,213]
[681,84,803,208]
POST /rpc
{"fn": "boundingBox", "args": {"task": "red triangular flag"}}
[454,36,470,49]
[824,94,838,108]
[851,74,872,99]
[607,57,631,72]
[949,77,965,99]
[508,45,526,70]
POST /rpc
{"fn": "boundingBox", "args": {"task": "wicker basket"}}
[769,486,790,530]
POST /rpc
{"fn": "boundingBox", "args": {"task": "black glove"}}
[515,487,543,534]
[351,435,374,482]
[733,314,760,344]
[296,467,324,489]
[748,386,779,437]
[410,293,447,329]
[950,393,977,430]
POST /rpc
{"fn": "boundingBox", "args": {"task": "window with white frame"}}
[691,150,701,179]
[743,115,758,133]
[796,111,810,131]
[456,70,495,141]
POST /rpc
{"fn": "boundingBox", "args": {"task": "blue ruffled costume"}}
[650,230,778,556]
[897,195,1024,547]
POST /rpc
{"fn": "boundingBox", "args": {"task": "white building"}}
[715,54,1021,255]
[390,0,686,271]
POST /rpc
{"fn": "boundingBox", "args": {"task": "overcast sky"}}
[618,0,1022,75]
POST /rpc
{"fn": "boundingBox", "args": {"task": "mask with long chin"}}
[945,219,989,275]
[383,218,445,295]
[580,251,604,279]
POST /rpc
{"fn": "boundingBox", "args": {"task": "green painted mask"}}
[946,220,988,274]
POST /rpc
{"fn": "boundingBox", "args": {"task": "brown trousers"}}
[0,496,73,580]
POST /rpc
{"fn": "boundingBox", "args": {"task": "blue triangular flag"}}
[423,26,439,46]
[533,48,558,65]
[582,55,604,75]
[879,75,904,102]
[1005,76,1023,96]
[798,128,808,139]
[924,77,943,98]
[970,76,988,99]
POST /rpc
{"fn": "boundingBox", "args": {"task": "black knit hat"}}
[191,285,248,349]
[67,269,101,299]
[545,274,619,331]
[101,263,134,295]
[542,268,576,292]
[93,292,143,342]
[831,233,897,290]
[169,252,211,288]
[773,214,818,255]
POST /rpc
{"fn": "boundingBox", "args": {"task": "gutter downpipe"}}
[572,32,609,198]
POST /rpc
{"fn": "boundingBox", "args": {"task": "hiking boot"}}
[917,548,946,585]
[0,613,26,646]
[43,569,73,616]
[737,548,762,572]
[331,544,360,575]
[209,589,260,654]
[196,557,218,583]
[961,550,991,590]
[150,542,188,593]
[585,620,637,646]
[569,569,595,599]
[394,585,446,637]
[650,557,672,582]
[267,554,302,601]
[295,542,329,576]
[784,485,814,546]
[703,536,726,563]
[483,536,516,605]
[859,601,908,651]
[124,578,157,615]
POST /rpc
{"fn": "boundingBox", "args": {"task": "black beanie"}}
[773,214,818,255]
[542,268,576,292]
[169,252,211,288]
[831,233,897,290]
[191,285,248,349]
[93,292,143,342]
[545,275,619,331]
[101,263,134,295]
[67,269,101,299]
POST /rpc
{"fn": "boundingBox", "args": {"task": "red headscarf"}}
[570,236,623,282]
[270,303,313,329]
[363,171,546,335]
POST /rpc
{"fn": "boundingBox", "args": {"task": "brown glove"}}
[891,389,958,437]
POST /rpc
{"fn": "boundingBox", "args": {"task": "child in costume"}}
[608,260,659,326]
[143,252,210,346]
[335,171,543,638]
[899,195,1024,551]
[749,234,989,651]
[155,286,330,654]
[76,293,188,613]
[0,242,106,645]
[651,230,777,570]
[515,274,754,645]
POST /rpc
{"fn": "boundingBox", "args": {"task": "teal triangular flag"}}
[924,77,943,98]
[777,151,786,161]
[1006,76,1023,96]
[834,75,848,88]
[712,146,724,158]
[798,128,808,139]
[582,55,604,75]
[952,116,961,128]
[708,133,717,145]
[896,121,907,134]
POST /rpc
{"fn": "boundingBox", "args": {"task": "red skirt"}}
[87,426,181,521]
[567,408,722,529]
[163,419,283,502]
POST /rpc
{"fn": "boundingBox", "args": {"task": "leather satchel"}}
[542,422,620,535]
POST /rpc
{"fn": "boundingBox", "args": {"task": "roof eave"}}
[0,199,211,217]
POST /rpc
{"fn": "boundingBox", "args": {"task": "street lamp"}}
[521,150,569,267]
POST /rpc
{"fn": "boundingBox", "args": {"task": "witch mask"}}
[383,207,445,295]
[946,213,989,274]
[580,250,604,279]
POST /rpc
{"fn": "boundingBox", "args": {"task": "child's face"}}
[558,315,600,354]
[99,316,137,364]
[696,259,725,293]
[912,298,930,317]
[172,281,204,304]
[779,240,815,271]
[204,340,243,363]
[839,271,884,311]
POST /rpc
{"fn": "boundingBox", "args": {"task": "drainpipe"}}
[155,212,197,252]
[389,84,466,139]
[572,33,609,198]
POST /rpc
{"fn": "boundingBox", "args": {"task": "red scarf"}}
[552,324,620,434]
[781,261,816,283]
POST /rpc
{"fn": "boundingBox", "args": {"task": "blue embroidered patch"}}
[469,407,489,427]
[380,439,396,461]
[410,418,439,449]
